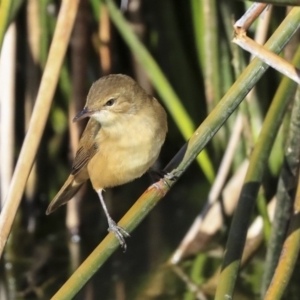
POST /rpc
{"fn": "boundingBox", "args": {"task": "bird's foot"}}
[160,170,182,188]
[148,169,182,187]
[107,218,130,251]
[163,170,182,181]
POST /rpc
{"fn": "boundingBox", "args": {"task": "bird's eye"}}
[105,98,115,106]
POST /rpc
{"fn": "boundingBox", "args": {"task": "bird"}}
[46,74,168,250]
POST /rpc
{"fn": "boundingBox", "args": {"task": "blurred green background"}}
[1,0,300,299]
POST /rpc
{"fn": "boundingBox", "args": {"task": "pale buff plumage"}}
[46,74,167,249]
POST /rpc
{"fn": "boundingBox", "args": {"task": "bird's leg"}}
[97,190,130,251]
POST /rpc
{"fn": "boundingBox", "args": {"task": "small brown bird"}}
[46,74,167,249]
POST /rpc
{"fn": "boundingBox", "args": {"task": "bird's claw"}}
[161,170,182,187]
[164,170,182,181]
[108,218,130,252]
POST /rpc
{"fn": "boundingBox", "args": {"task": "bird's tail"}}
[46,175,83,215]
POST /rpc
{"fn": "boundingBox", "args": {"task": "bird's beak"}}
[73,107,93,122]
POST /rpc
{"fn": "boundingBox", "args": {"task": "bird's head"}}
[73,74,148,126]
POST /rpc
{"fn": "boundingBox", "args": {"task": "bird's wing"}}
[71,118,101,175]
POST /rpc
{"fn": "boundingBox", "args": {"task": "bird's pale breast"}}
[87,105,166,190]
